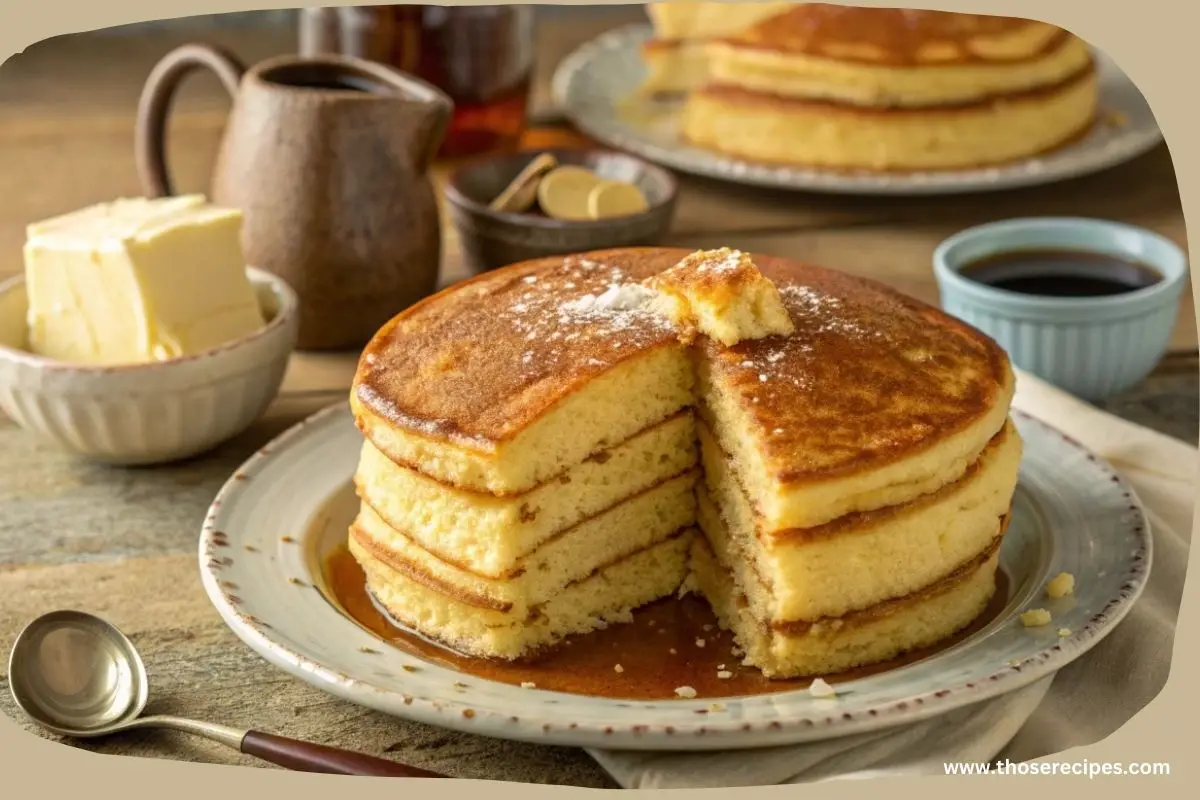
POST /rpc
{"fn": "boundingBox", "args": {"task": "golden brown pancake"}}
[355,248,1009,490]
[721,5,1070,67]
[668,3,1098,171]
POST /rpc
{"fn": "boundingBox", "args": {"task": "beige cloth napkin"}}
[587,369,1196,788]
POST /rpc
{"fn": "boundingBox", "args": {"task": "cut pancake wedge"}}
[689,531,1003,679]
[697,418,1021,621]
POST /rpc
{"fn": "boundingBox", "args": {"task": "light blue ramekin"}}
[933,217,1189,401]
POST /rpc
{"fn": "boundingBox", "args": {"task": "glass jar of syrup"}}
[299,5,535,159]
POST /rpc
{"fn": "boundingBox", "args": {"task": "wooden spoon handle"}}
[241,730,446,778]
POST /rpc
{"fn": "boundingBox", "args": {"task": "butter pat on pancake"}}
[647,248,795,346]
[638,39,714,94]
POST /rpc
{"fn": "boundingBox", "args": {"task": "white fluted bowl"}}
[0,267,298,465]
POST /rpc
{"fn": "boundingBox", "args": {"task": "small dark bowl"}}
[444,148,679,273]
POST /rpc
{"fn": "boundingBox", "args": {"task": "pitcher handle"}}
[135,43,247,198]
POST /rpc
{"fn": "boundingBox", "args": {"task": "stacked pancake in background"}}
[650,3,1099,171]
[348,247,1022,678]
[639,2,798,94]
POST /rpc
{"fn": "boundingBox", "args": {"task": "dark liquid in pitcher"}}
[960,249,1163,297]
[262,63,389,94]
[356,5,534,158]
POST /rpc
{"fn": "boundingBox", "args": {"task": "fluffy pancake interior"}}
[696,351,1014,532]
[352,469,697,616]
[353,530,694,661]
[355,344,694,495]
[696,419,1018,623]
[688,534,1000,678]
[355,410,697,578]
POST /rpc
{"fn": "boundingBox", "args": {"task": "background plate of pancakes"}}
[198,405,1150,751]
[550,22,1162,195]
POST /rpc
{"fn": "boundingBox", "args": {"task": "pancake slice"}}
[351,468,697,616]
[697,418,1020,622]
[353,529,694,661]
[355,410,697,578]
[688,533,1001,678]
[356,342,693,496]
[694,265,1015,533]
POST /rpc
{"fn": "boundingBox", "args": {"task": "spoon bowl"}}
[7,609,446,777]
[8,610,149,737]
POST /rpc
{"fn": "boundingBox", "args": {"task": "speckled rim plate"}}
[550,24,1163,196]
[199,403,1150,751]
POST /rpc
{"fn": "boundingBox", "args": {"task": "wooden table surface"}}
[0,8,1196,788]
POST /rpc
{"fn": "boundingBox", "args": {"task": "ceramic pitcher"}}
[135,43,452,351]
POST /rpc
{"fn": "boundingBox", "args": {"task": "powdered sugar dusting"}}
[693,248,744,274]
[780,283,885,340]
[723,280,893,413]
[561,282,658,316]
[492,256,676,375]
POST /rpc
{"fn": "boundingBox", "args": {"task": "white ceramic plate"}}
[550,25,1163,196]
[199,403,1150,751]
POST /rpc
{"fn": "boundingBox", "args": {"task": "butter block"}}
[23,195,265,365]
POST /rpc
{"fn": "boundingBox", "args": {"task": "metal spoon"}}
[7,610,445,778]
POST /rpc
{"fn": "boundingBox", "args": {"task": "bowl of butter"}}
[445,148,679,272]
[0,195,299,465]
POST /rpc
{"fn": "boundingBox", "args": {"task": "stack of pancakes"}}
[349,247,1021,678]
[638,2,798,94]
[653,3,1098,171]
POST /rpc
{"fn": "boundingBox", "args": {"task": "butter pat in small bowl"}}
[934,217,1188,401]
[0,195,298,465]
[445,148,679,273]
